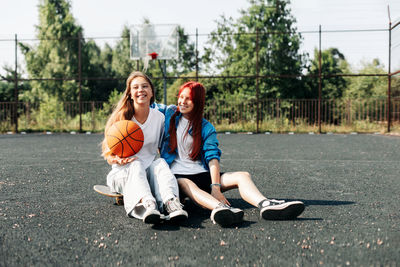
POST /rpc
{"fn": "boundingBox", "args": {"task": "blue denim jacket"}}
[153,104,221,170]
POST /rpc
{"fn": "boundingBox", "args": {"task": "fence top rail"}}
[0,27,390,42]
[2,98,400,106]
[1,73,389,83]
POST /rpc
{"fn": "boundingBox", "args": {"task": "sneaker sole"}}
[143,213,161,224]
[168,210,188,224]
[231,209,244,224]
[212,209,237,227]
[261,202,305,220]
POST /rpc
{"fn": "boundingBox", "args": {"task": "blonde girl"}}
[102,71,187,224]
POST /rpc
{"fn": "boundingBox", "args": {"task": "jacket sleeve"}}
[202,122,221,166]
[159,105,178,166]
[151,102,167,114]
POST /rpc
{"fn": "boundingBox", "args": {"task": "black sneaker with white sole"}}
[210,203,243,227]
[259,199,305,220]
[228,206,244,224]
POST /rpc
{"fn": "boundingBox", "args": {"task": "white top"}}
[170,116,207,175]
[112,108,164,170]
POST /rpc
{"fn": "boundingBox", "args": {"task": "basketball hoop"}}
[130,24,179,62]
[148,52,158,60]
[130,24,179,103]
[142,53,158,73]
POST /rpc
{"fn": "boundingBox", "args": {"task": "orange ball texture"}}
[106,120,144,158]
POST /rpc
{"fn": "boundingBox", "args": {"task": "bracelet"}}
[210,183,222,188]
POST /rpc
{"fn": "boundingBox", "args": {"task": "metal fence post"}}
[26,102,30,127]
[348,99,352,125]
[78,32,82,132]
[92,101,95,131]
[387,19,392,133]
[318,25,322,134]
[276,99,280,121]
[256,28,260,133]
[14,34,18,133]
[163,60,167,105]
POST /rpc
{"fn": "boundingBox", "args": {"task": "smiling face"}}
[178,87,194,118]
[130,76,154,106]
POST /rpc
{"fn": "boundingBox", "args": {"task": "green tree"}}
[19,0,85,102]
[202,0,306,100]
[165,72,198,105]
[392,75,400,98]
[19,0,116,102]
[83,40,119,101]
[305,48,349,99]
[0,66,31,102]
[169,26,198,75]
[111,25,138,80]
[344,59,387,99]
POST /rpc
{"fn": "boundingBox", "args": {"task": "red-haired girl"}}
[102,71,187,224]
[160,81,305,227]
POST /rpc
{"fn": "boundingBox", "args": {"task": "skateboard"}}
[93,185,124,205]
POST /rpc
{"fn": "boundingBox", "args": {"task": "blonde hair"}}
[101,71,155,158]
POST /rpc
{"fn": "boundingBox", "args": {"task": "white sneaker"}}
[210,203,243,227]
[259,199,305,220]
[142,200,161,224]
[164,197,188,223]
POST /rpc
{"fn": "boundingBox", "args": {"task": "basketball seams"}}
[127,125,142,135]
[124,137,137,155]
[123,128,144,155]
[116,123,126,157]
[108,135,123,150]
[127,137,144,142]
[110,121,129,157]
[126,128,144,141]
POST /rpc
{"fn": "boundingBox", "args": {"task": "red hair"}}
[169,81,205,160]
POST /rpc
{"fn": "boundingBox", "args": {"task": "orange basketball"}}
[106,120,144,158]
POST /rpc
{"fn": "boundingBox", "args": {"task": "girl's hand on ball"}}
[107,155,137,165]
[119,156,137,165]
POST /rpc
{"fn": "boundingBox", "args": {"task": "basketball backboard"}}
[130,24,179,60]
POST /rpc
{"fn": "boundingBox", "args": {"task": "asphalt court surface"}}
[0,133,399,266]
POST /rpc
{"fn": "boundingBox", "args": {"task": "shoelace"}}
[217,202,230,209]
[259,198,285,208]
[269,199,285,205]
[166,198,183,212]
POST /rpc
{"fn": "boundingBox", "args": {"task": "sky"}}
[1,0,400,75]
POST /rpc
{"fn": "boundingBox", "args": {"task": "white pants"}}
[106,158,179,219]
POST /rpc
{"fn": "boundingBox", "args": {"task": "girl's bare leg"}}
[177,178,220,210]
[222,172,305,220]
[220,171,266,207]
